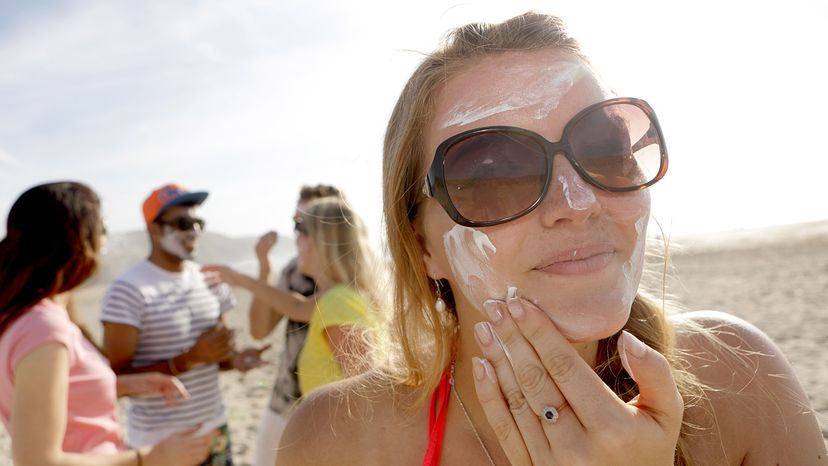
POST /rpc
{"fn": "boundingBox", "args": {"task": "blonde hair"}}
[299,196,385,311]
[380,12,700,465]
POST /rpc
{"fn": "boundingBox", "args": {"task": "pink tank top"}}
[0,300,123,453]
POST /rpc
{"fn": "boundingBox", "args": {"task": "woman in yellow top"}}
[204,195,385,395]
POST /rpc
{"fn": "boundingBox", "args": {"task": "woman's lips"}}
[533,244,615,275]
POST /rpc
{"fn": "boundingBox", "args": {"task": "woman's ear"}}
[412,214,449,281]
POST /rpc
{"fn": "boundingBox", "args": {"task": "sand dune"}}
[1,222,826,464]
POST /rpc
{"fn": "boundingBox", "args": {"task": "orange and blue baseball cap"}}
[142,183,208,224]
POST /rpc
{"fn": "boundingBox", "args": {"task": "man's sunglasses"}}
[423,97,668,227]
[156,216,206,232]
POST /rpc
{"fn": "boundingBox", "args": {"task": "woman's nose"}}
[536,153,600,226]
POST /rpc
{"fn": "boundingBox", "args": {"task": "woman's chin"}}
[541,303,631,343]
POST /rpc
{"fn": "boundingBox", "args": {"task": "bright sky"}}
[1,0,826,243]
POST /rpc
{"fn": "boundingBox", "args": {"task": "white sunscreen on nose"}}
[440,61,583,129]
[558,172,597,211]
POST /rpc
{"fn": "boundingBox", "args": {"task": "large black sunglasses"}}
[423,97,668,227]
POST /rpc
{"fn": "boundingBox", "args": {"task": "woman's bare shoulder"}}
[671,310,826,465]
[276,372,429,466]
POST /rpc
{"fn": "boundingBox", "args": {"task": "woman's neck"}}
[312,274,336,294]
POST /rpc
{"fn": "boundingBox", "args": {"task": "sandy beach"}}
[1,222,826,464]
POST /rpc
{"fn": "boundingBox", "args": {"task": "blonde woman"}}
[204,196,383,395]
[275,12,826,466]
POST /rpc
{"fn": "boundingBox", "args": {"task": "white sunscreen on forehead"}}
[440,61,584,129]
[443,225,501,301]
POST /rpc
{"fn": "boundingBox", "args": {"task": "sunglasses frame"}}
[294,219,308,236]
[423,97,669,227]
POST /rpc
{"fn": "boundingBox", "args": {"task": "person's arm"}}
[248,232,282,339]
[203,265,316,323]
[115,373,189,406]
[102,322,234,375]
[210,313,270,372]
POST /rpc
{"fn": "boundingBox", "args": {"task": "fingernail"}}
[474,322,493,346]
[481,358,496,382]
[472,357,486,381]
[483,299,503,323]
[506,297,524,320]
[621,330,647,358]
[618,334,634,380]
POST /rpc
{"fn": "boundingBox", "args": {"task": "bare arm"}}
[203,265,316,323]
[102,322,233,375]
[115,373,189,406]
[247,232,280,339]
[248,265,281,339]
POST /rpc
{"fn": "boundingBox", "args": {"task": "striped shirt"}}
[100,259,235,447]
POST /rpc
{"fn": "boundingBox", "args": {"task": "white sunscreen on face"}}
[612,212,649,311]
[472,229,497,256]
[443,225,501,304]
[440,61,583,129]
[160,228,196,260]
[558,172,597,211]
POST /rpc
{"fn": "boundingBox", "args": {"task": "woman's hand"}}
[201,264,241,287]
[230,345,272,373]
[471,295,683,466]
[116,372,190,407]
[144,425,216,466]
[255,231,278,262]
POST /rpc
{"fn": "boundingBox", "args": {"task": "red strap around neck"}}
[423,366,452,466]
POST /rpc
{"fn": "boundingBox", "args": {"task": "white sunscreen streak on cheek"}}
[472,229,497,256]
[558,172,597,211]
[440,62,582,129]
[614,214,648,311]
[443,225,501,303]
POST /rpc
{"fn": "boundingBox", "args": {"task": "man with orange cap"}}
[100,183,267,465]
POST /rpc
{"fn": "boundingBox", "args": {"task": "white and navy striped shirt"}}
[100,259,235,447]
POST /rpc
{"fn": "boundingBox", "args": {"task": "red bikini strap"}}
[423,367,452,466]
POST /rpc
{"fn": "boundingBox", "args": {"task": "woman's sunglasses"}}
[157,216,206,232]
[294,218,308,236]
[423,97,668,227]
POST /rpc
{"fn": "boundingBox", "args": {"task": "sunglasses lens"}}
[568,103,664,189]
[443,131,547,224]
[173,217,205,231]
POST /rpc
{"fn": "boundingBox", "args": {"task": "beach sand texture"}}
[1,222,826,464]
